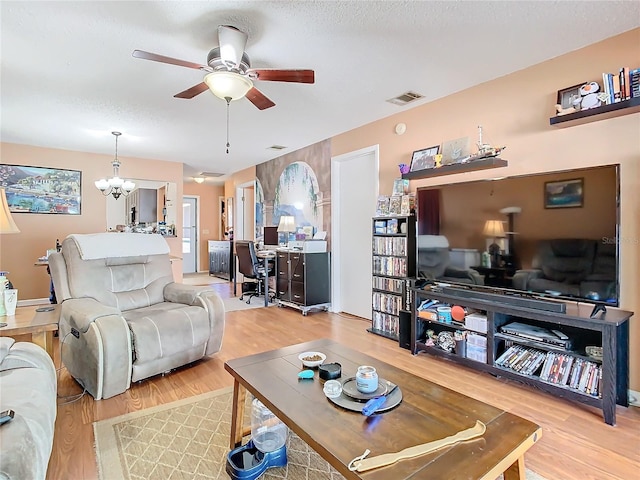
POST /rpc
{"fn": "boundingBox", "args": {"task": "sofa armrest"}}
[60,297,121,334]
[512,269,543,290]
[163,283,225,356]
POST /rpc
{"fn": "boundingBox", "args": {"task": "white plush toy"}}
[574,81,602,110]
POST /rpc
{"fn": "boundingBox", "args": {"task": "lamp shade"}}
[483,220,505,237]
[204,71,253,101]
[0,188,20,234]
[277,215,296,233]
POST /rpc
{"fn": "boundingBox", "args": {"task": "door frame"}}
[331,144,379,315]
[183,195,200,273]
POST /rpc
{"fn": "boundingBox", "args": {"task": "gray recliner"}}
[48,233,225,399]
[417,235,484,285]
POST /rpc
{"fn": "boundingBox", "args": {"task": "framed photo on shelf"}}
[410,145,440,172]
[0,164,81,214]
[544,178,583,209]
[556,83,584,110]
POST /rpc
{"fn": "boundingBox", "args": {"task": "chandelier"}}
[94,131,135,199]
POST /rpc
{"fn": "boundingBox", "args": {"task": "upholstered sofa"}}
[0,338,57,480]
[416,235,484,285]
[512,239,616,300]
[48,233,225,400]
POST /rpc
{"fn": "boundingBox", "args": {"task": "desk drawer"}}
[290,281,305,305]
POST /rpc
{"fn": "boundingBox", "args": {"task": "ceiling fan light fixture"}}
[194,176,205,184]
[204,71,253,101]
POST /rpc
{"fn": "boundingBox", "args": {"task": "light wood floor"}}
[45,283,639,480]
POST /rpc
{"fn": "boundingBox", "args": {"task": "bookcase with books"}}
[410,285,633,425]
[370,215,416,345]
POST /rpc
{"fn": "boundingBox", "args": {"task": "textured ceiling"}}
[1,1,638,182]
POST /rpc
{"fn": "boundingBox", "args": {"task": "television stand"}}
[410,286,633,425]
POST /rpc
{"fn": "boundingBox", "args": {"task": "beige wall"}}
[0,143,185,299]
[332,29,640,389]
[183,182,224,272]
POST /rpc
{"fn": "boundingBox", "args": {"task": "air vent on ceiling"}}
[267,145,287,150]
[199,172,224,177]
[387,91,424,106]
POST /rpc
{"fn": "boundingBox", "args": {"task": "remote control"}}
[0,409,15,426]
[551,329,569,340]
[36,306,55,312]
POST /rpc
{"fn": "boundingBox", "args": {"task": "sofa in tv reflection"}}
[416,235,484,285]
[512,238,616,301]
[48,233,225,400]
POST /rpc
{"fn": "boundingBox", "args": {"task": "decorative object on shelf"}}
[1,165,81,214]
[436,331,455,352]
[585,346,603,361]
[544,178,583,209]
[577,81,603,110]
[375,196,390,216]
[555,82,584,115]
[398,163,410,175]
[483,220,506,268]
[409,145,440,172]
[95,132,135,200]
[468,125,506,161]
[392,178,409,196]
[440,137,471,166]
[400,194,414,216]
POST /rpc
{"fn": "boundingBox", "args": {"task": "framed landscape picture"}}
[544,178,583,209]
[0,164,81,214]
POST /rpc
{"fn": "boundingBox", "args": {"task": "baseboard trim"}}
[17,298,51,307]
[629,389,639,407]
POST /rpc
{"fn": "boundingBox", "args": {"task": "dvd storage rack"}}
[410,285,633,425]
[369,215,415,345]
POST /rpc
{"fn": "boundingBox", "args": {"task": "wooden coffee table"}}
[0,305,59,359]
[225,338,541,480]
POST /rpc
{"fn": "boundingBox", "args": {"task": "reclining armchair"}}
[48,233,225,399]
[417,235,484,285]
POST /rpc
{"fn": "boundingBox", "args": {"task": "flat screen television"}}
[415,164,620,307]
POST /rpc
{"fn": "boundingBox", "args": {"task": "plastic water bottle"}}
[0,272,8,316]
[251,398,288,452]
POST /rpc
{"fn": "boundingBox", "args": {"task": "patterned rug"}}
[94,388,545,480]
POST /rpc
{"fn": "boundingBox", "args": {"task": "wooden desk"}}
[225,338,541,480]
[0,305,60,359]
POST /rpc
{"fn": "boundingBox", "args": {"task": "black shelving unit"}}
[549,97,640,128]
[369,215,415,346]
[401,157,508,180]
[410,286,632,426]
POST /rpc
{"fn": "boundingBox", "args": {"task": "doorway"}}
[235,182,255,241]
[331,145,379,318]
[182,196,198,273]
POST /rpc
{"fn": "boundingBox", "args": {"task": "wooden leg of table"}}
[503,456,526,480]
[32,331,54,360]
[230,380,247,449]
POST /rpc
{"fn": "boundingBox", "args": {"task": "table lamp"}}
[0,188,20,316]
[482,220,505,268]
[277,215,296,248]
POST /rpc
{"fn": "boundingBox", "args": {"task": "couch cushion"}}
[123,303,212,363]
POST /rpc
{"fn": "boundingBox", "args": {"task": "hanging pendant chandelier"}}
[94,131,135,199]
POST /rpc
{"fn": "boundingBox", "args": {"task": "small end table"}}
[0,305,60,359]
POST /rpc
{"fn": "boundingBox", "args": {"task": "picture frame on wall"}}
[544,178,584,209]
[0,164,81,214]
[409,145,440,172]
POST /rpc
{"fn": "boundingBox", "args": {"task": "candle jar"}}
[355,365,378,393]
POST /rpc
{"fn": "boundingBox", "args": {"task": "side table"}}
[471,265,513,288]
[0,305,60,359]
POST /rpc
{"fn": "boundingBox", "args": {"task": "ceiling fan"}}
[132,25,315,110]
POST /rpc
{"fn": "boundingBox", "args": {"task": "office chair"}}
[235,240,275,304]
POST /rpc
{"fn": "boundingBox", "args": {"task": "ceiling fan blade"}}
[132,50,206,70]
[248,69,315,83]
[218,25,248,68]
[174,82,209,99]
[246,87,275,110]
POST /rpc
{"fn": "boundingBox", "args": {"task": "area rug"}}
[94,388,546,480]
[181,273,229,286]
[223,296,276,312]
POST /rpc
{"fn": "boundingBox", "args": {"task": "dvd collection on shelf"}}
[372,291,402,316]
[373,236,408,256]
[372,276,404,294]
[372,311,399,337]
[372,256,407,277]
[496,343,602,397]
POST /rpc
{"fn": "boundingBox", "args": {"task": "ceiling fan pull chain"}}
[225,97,231,154]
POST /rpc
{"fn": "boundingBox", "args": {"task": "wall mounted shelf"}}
[549,97,640,128]
[402,157,508,180]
